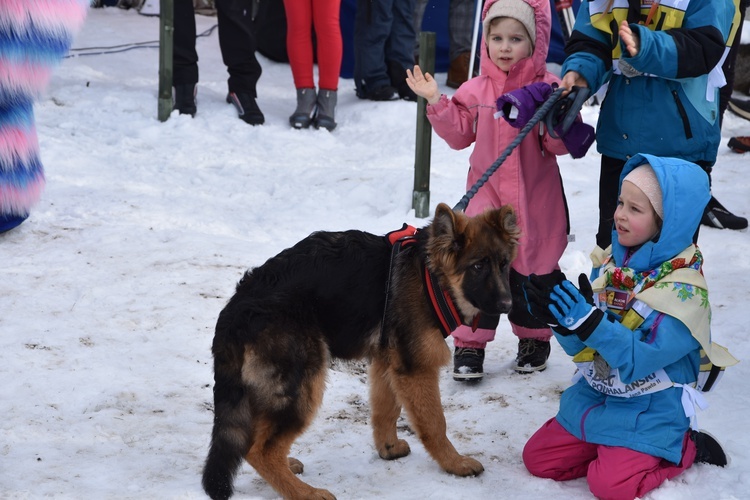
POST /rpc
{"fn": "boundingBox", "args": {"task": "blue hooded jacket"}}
[561,0,734,165]
[554,154,711,463]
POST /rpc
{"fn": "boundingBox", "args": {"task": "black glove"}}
[523,272,566,328]
[577,273,594,306]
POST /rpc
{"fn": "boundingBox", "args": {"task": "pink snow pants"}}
[523,418,697,500]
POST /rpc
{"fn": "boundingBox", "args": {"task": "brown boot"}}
[446,52,471,89]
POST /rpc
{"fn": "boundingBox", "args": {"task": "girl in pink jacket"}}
[406,0,575,379]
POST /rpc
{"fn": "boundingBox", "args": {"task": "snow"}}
[2,8,749,500]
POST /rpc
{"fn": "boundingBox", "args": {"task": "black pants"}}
[173,0,262,96]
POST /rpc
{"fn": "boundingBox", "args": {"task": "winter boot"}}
[359,84,397,101]
[515,339,551,373]
[728,136,750,153]
[727,97,750,121]
[289,88,317,129]
[314,89,337,131]
[453,347,485,381]
[226,92,265,125]
[446,52,471,89]
[173,83,197,116]
[387,60,417,101]
[701,195,748,231]
[691,430,729,467]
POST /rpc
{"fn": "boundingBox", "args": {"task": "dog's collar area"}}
[422,266,463,338]
[382,224,464,339]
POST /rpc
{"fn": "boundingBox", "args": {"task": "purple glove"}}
[496,82,554,128]
[554,120,596,159]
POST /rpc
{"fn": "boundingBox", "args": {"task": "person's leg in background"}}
[446,0,476,89]
[595,155,626,250]
[702,0,748,230]
[354,0,398,100]
[217,0,265,125]
[284,0,317,128]
[384,0,418,100]
[173,0,198,116]
[312,0,343,130]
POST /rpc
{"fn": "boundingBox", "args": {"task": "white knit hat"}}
[623,164,664,219]
[483,0,536,49]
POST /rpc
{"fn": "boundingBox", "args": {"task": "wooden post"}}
[412,32,436,218]
[158,0,174,122]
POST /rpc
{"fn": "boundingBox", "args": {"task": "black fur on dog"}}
[202,203,520,500]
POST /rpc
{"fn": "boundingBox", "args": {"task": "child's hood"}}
[612,154,710,272]
[480,0,551,84]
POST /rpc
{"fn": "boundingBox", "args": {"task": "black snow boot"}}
[226,92,265,125]
[701,196,748,231]
[173,83,197,116]
[691,430,729,467]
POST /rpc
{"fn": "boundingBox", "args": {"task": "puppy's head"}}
[426,203,520,319]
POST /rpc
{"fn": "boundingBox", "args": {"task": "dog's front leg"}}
[369,357,411,460]
[392,368,484,477]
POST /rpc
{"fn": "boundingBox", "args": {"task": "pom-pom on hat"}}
[623,164,664,219]
[483,0,537,49]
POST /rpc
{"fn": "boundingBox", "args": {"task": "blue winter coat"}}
[561,0,734,165]
[554,154,711,464]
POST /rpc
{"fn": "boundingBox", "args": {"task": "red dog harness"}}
[383,224,463,339]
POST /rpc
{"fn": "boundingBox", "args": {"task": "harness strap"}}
[380,225,419,347]
[380,224,463,345]
[423,266,462,338]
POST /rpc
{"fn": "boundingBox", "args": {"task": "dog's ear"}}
[485,205,521,247]
[430,203,466,255]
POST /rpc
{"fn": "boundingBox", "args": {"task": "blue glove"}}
[496,82,554,129]
[549,280,604,339]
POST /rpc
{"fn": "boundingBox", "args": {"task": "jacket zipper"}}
[671,90,692,139]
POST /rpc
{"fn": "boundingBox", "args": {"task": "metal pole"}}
[158,0,174,122]
[412,31,436,218]
[468,0,483,80]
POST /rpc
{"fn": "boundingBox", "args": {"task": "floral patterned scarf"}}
[604,246,705,297]
[591,244,737,368]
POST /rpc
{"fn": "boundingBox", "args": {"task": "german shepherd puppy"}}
[202,203,519,500]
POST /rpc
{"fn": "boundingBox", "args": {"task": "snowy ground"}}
[1,8,749,500]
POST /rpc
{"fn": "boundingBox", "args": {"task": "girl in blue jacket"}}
[522,154,737,499]
[559,0,734,249]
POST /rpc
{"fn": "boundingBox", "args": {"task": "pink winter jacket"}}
[426,0,569,277]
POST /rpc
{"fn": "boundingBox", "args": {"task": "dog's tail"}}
[203,312,253,500]
[201,377,252,500]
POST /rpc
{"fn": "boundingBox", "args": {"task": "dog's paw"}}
[308,488,336,500]
[446,455,484,477]
[288,457,304,474]
[377,439,411,460]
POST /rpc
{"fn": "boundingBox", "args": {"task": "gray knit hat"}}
[483,0,536,49]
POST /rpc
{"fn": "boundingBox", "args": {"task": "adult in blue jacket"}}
[558,0,735,249]
[522,154,737,499]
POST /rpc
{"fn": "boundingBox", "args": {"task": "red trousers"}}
[283,0,343,90]
[523,418,697,500]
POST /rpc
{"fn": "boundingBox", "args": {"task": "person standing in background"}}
[413,0,477,89]
[172,0,265,125]
[283,0,343,130]
[559,0,735,249]
[0,1,89,233]
[354,0,418,101]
